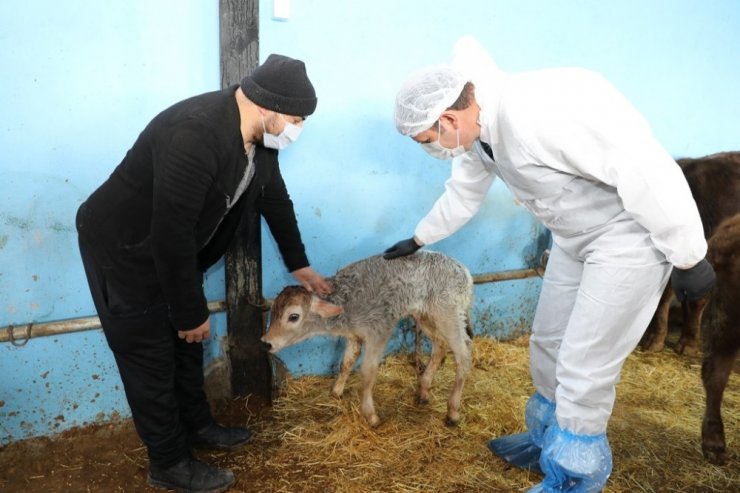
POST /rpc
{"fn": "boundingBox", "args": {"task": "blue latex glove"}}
[529,423,613,493]
[488,393,555,473]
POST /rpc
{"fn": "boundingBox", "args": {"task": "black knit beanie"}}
[240,54,317,117]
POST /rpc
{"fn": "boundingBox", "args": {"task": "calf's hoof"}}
[445,415,460,427]
[365,414,381,428]
[416,392,430,406]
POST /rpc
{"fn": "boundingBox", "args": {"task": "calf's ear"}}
[310,297,344,318]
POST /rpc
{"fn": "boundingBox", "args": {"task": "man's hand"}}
[383,237,422,259]
[292,266,332,296]
[178,318,211,343]
[671,258,717,301]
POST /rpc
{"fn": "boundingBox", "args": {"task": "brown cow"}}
[641,151,740,355]
[700,213,740,464]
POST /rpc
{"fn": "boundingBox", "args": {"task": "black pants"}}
[78,238,213,468]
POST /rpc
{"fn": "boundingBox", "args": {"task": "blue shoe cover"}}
[488,433,543,473]
[528,423,613,493]
[525,392,556,448]
[488,393,555,473]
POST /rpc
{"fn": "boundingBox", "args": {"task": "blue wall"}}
[257,0,740,373]
[2,0,739,444]
[0,0,223,444]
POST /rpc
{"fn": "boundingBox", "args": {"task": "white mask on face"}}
[262,113,303,150]
[420,120,466,160]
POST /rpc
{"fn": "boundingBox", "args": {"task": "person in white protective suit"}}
[383,36,716,492]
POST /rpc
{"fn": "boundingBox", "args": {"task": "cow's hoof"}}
[445,416,460,427]
[640,333,666,352]
[702,445,727,465]
[642,340,665,352]
[677,341,700,356]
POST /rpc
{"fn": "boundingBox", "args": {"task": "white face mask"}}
[262,113,303,150]
[420,120,466,160]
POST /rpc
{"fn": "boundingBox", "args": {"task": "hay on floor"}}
[215,336,739,492]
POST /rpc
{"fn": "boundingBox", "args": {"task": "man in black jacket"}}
[76,54,330,493]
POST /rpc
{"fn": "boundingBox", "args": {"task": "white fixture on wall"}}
[273,0,290,21]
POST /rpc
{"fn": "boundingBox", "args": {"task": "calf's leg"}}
[443,313,472,427]
[332,335,362,398]
[358,336,387,427]
[416,336,447,405]
[414,319,426,376]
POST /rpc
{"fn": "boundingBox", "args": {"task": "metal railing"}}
[1,258,547,346]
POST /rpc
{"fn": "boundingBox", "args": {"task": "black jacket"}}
[76,85,309,330]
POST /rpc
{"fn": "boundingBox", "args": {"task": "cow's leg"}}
[701,347,738,465]
[641,284,673,352]
[332,335,362,398]
[677,294,710,356]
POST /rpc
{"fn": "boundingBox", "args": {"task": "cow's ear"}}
[310,297,343,318]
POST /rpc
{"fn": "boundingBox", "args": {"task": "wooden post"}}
[219,0,271,400]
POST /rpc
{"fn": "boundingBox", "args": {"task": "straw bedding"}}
[214,336,739,492]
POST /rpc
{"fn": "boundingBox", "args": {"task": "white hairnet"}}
[394,64,468,137]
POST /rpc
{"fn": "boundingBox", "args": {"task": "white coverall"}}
[414,40,706,435]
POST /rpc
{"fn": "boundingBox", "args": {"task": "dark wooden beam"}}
[219,0,271,400]
[219,0,259,87]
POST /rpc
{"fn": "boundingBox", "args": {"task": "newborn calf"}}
[262,251,474,427]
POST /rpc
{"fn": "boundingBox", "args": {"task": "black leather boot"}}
[190,422,252,450]
[148,456,235,493]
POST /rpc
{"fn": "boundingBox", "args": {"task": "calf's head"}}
[261,285,344,353]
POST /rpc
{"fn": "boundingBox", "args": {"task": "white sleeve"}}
[414,151,497,245]
[532,74,706,268]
